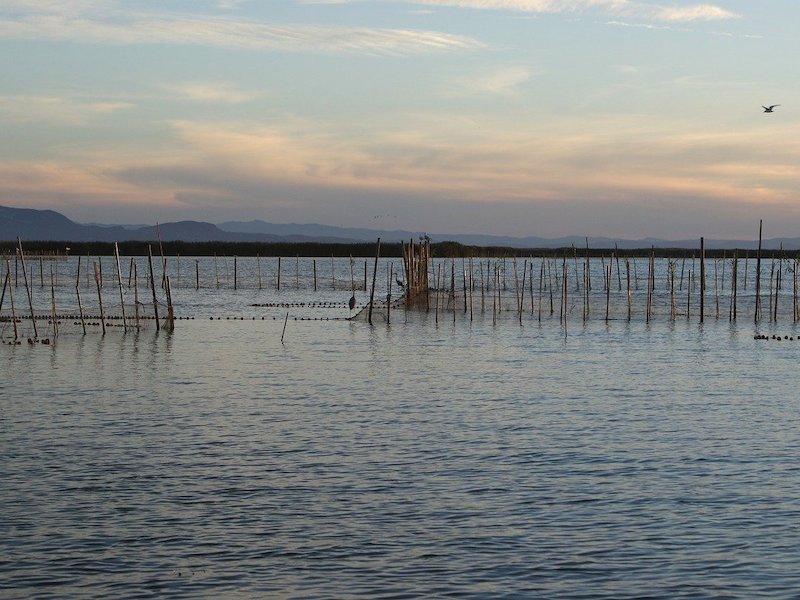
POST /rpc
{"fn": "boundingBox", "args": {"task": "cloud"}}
[650,4,738,22]
[164,81,260,104]
[0,94,134,124]
[383,0,740,22]
[133,116,800,211]
[0,5,482,55]
[5,112,800,236]
[452,65,533,96]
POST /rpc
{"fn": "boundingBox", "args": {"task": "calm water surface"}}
[2,257,800,598]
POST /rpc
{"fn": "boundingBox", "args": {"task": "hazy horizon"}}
[2,1,798,239]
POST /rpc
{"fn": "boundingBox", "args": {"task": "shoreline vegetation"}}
[0,239,796,259]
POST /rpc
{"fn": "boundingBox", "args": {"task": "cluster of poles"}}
[403,225,800,331]
[1,238,175,343]
[3,221,800,338]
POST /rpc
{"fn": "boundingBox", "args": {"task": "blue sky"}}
[1,0,798,238]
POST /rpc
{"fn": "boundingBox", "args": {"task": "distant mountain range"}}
[1,205,796,250]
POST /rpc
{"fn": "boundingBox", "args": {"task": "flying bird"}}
[763,105,780,113]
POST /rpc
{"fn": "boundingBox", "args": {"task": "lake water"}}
[2,256,800,598]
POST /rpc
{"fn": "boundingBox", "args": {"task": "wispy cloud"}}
[0,94,134,124]
[164,81,261,104]
[452,65,533,96]
[382,0,740,22]
[0,5,482,55]
[650,4,738,22]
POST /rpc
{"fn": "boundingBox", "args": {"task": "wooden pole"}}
[214,253,220,289]
[714,258,719,319]
[562,256,568,335]
[468,257,474,322]
[686,268,692,320]
[234,255,238,290]
[700,237,705,323]
[134,262,140,330]
[492,264,497,326]
[792,259,797,323]
[519,259,526,324]
[670,260,676,320]
[281,311,289,343]
[387,263,393,325]
[435,263,441,324]
[277,256,282,290]
[513,257,521,322]
[114,243,128,332]
[453,259,457,324]
[479,259,485,313]
[94,261,106,334]
[148,245,160,331]
[755,219,763,323]
[538,259,544,322]
[731,254,738,321]
[626,259,631,321]
[0,268,7,318]
[768,257,775,322]
[605,264,611,322]
[196,260,200,290]
[368,238,381,325]
[128,256,135,288]
[76,281,86,335]
[165,276,175,331]
[5,258,18,340]
[17,239,38,339]
[462,258,468,313]
[257,254,262,290]
[774,263,780,322]
[313,259,317,291]
[50,267,58,338]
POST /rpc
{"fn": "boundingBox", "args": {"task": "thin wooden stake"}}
[5,258,18,340]
[50,267,57,338]
[368,238,381,325]
[148,245,160,331]
[76,282,86,335]
[17,239,38,339]
[755,219,763,323]
[114,243,128,332]
[700,237,705,323]
[134,262,140,330]
[94,261,106,335]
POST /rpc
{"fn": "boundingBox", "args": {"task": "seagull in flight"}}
[763,104,780,113]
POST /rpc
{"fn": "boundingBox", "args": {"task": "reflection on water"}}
[3,259,800,598]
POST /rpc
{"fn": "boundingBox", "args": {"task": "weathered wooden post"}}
[700,237,705,323]
[17,239,38,339]
[755,219,763,323]
[114,243,128,332]
[368,238,381,325]
[148,245,160,331]
[94,261,106,335]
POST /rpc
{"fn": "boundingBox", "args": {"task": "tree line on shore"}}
[0,238,797,259]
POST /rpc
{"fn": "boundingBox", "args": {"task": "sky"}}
[1,0,799,239]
